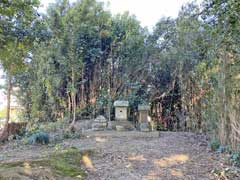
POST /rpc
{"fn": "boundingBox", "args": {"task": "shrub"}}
[27,131,50,145]
[21,137,28,145]
[216,145,230,154]
[230,146,240,167]
[230,153,240,167]
[51,134,64,144]
[25,123,41,136]
[210,138,221,151]
[63,130,82,139]
[38,119,68,132]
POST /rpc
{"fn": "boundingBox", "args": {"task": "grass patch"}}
[0,147,90,178]
[49,147,87,177]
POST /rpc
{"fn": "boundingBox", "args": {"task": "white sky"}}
[39,0,202,29]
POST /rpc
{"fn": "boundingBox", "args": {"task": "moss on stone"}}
[48,147,86,177]
[0,147,89,178]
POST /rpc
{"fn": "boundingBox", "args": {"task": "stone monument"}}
[112,100,134,131]
[92,115,107,131]
[138,104,151,132]
[113,100,129,121]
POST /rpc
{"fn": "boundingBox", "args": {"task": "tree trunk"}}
[80,66,85,109]
[69,67,76,133]
[0,73,12,142]
[71,67,76,125]
[108,60,111,123]
[67,92,71,122]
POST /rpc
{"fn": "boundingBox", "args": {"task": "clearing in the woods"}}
[0,0,240,179]
[0,130,239,180]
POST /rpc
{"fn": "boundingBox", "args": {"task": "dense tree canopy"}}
[1,0,240,150]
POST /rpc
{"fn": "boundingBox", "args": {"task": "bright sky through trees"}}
[1,0,202,84]
[0,0,202,103]
[40,0,202,29]
[0,0,202,79]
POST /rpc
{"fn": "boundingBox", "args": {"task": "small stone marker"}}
[92,115,107,131]
[138,104,151,132]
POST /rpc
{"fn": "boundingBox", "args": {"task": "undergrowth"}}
[27,131,50,145]
[230,146,240,167]
[210,138,240,167]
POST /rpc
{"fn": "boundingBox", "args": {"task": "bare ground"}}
[0,131,239,180]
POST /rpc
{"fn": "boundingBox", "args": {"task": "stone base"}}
[92,122,107,131]
[106,121,113,130]
[139,122,150,132]
[110,120,135,131]
[92,115,107,131]
[115,125,125,131]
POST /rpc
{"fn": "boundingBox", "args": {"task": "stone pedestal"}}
[111,120,135,131]
[138,105,151,132]
[92,115,107,131]
[139,122,150,132]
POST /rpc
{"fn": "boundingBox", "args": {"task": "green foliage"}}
[230,146,240,167]
[2,0,239,153]
[147,0,240,149]
[125,82,148,109]
[230,153,240,167]
[210,138,221,151]
[0,147,87,178]
[48,148,85,177]
[0,0,41,73]
[15,0,147,122]
[27,131,50,145]
[96,89,109,115]
[63,130,82,139]
[38,119,68,132]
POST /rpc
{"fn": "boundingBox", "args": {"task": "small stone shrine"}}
[113,100,129,121]
[92,115,107,131]
[112,100,134,131]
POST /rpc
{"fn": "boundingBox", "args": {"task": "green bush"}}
[230,153,240,167]
[39,119,68,132]
[210,138,221,151]
[25,123,41,135]
[230,146,240,167]
[63,130,82,139]
[27,131,50,145]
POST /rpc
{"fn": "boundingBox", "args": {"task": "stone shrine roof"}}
[138,105,150,111]
[114,100,129,107]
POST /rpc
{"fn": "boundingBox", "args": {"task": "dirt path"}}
[0,131,239,180]
[73,131,222,180]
